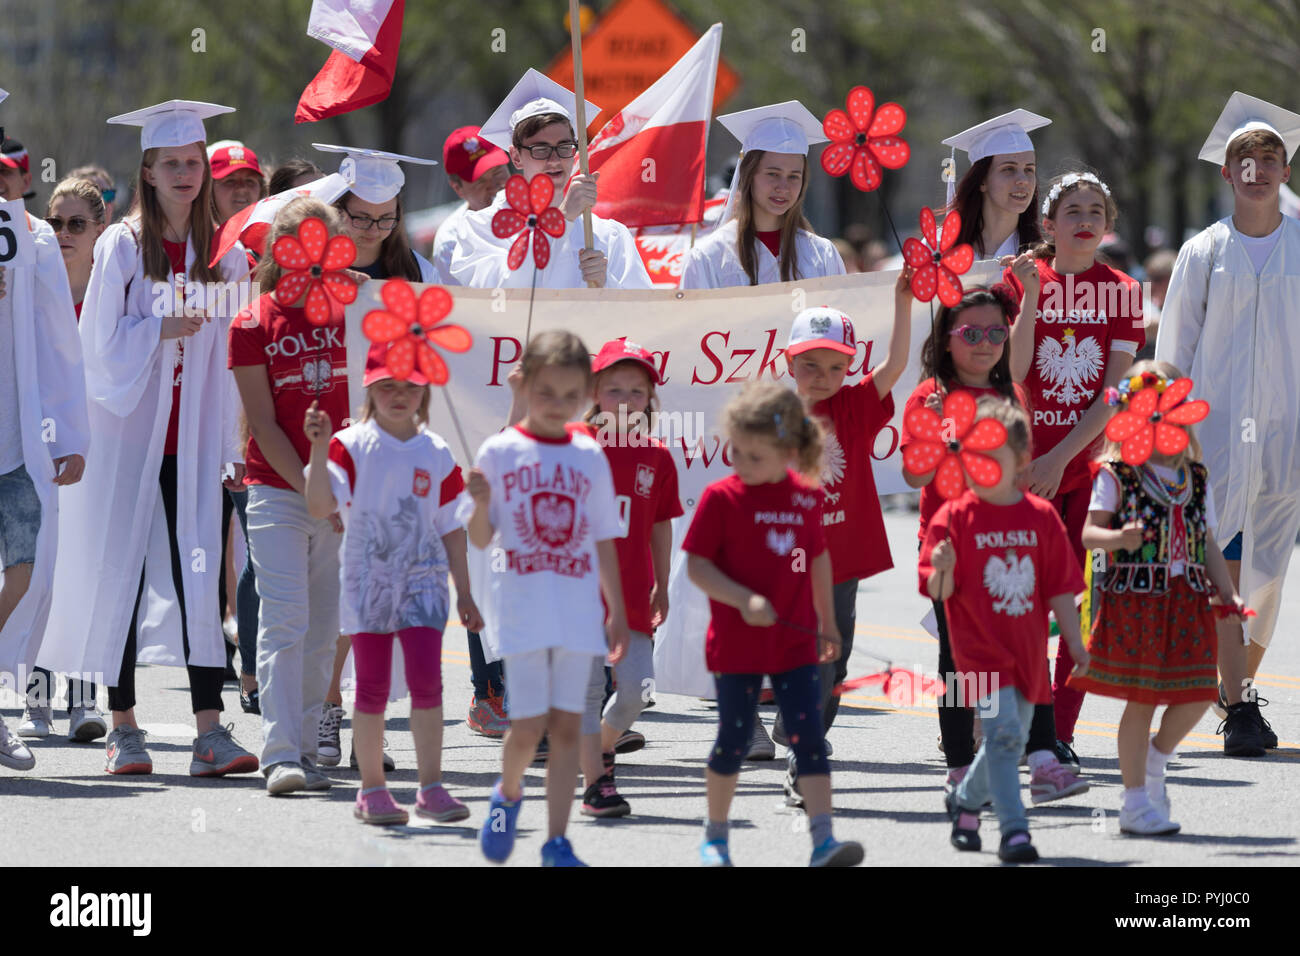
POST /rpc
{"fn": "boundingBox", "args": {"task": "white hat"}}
[1199,91,1300,166]
[313,143,438,204]
[786,306,856,357]
[943,109,1051,163]
[206,139,244,160]
[716,101,827,223]
[479,68,601,152]
[107,99,234,151]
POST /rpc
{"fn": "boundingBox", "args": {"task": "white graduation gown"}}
[444,192,653,290]
[414,250,437,284]
[678,220,846,289]
[431,202,469,286]
[657,217,845,697]
[1155,216,1300,648]
[38,222,251,681]
[0,216,91,676]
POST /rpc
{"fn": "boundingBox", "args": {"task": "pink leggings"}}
[352,627,444,714]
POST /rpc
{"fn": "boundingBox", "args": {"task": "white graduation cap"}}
[715,101,827,223]
[479,68,601,152]
[313,143,438,204]
[942,109,1051,203]
[107,99,234,151]
[1199,91,1300,166]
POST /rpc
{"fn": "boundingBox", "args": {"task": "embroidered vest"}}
[1100,460,1211,596]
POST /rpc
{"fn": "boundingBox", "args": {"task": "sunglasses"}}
[950,324,1009,345]
[46,215,102,235]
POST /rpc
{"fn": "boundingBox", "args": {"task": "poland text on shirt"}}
[1036,275,1142,327]
[500,462,593,504]
[752,510,806,526]
[974,529,1040,549]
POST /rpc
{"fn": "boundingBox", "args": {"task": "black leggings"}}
[109,455,225,715]
[935,599,976,768]
[710,665,829,777]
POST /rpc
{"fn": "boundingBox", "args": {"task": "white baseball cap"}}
[786,306,857,357]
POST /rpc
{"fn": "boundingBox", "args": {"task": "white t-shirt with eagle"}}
[459,424,622,657]
[323,419,465,636]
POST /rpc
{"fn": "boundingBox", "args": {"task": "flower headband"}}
[1041,172,1111,217]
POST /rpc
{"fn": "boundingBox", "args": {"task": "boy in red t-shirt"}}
[919,397,1089,863]
[768,272,914,796]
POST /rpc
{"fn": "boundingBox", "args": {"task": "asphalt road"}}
[4,508,1297,868]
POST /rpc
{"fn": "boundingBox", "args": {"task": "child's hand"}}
[895,264,915,299]
[649,581,669,629]
[506,362,524,396]
[606,615,630,665]
[467,467,491,505]
[923,389,945,415]
[1024,450,1066,499]
[1116,520,1144,551]
[1069,648,1091,679]
[303,400,332,446]
[930,538,956,573]
[328,512,344,534]
[458,592,484,632]
[740,593,776,627]
[818,631,842,663]
[1009,251,1039,293]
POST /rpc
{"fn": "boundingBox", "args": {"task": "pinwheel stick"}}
[441,385,475,465]
[569,0,598,288]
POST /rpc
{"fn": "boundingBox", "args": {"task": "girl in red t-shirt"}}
[901,284,1029,795]
[683,382,862,868]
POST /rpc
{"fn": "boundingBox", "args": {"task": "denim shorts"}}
[1222,532,1243,561]
[0,464,41,568]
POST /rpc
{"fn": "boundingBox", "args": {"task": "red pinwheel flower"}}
[821,86,910,192]
[1104,377,1209,466]
[902,207,974,307]
[902,390,1008,499]
[362,279,472,385]
[271,217,358,326]
[491,174,567,270]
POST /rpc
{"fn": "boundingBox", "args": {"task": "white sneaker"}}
[18,704,52,739]
[1119,801,1180,835]
[0,717,36,771]
[266,763,306,795]
[317,703,344,767]
[69,706,109,743]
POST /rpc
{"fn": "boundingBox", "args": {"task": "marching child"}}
[303,345,482,825]
[1071,360,1243,834]
[920,397,1089,863]
[683,381,862,867]
[465,329,629,867]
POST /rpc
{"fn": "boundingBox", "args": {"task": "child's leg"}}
[325,635,351,707]
[599,632,653,751]
[1217,558,1248,704]
[1153,702,1210,753]
[542,649,598,839]
[498,650,550,799]
[1117,701,1157,789]
[964,686,1032,835]
[580,655,607,786]
[0,463,40,633]
[705,674,763,828]
[935,600,976,768]
[1051,489,1091,742]
[301,519,341,764]
[0,561,32,633]
[398,627,445,788]
[350,632,395,790]
[771,665,832,827]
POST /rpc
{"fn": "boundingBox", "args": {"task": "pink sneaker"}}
[354,787,409,826]
[415,783,470,823]
[1029,758,1089,805]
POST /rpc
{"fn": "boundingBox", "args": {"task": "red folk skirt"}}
[1067,576,1219,705]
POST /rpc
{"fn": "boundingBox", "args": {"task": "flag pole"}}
[569,0,598,288]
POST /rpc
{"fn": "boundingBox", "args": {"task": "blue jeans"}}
[229,488,261,678]
[954,685,1034,835]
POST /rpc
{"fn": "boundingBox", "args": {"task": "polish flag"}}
[209,173,353,267]
[295,0,404,124]
[585,23,723,228]
[633,194,727,287]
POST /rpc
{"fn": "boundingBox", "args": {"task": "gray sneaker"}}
[266,762,306,795]
[302,759,333,791]
[0,717,36,771]
[68,706,108,743]
[317,704,344,767]
[190,724,260,777]
[746,719,776,761]
[18,703,53,739]
[105,725,152,775]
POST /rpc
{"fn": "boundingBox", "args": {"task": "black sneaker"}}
[1248,698,1278,749]
[240,686,260,715]
[1218,703,1267,757]
[602,750,616,779]
[614,729,645,754]
[349,741,396,771]
[532,734,549,764]
[1053,739,1080,772]
[581,774,630,817]
[998,831,1038,863]
[944,791,981,852]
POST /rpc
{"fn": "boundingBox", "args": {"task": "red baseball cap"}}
[443,126,508,183]
[209,142,264,180]
[364,341,430,387]
[592,338,661,385]
[1,138,29,173]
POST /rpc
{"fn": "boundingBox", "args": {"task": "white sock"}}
[1146,739,1173,780]
[1122,786,1148,811]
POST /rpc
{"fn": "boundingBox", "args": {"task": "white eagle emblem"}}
[301,356,332,393]
[820,431,846,487]
[983,549,1035,617]
[766,528,797,556]
[1035,328,1104,406]
[514,492,588,552]
[634,463,655,498]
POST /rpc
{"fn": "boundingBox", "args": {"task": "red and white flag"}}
[209,173,353,267]
[295,0,404,124]
[585,22,723,228]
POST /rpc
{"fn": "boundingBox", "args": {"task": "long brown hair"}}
[128,146,222,283]
[733,149,813,285]
[947,156,1041,258]
[333,193,422,281]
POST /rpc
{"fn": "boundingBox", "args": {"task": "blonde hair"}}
[254,197,345,295]
[359,383,430,426]
[1098,359,1202,467]
[520,330,593,387]
[583,359,659,429]
[47,177,106,222]
[724,380,824,481]
[974,394,1033,460]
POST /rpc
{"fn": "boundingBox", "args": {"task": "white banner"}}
[343,262,1004,692]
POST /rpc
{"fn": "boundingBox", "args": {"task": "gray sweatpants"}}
[581,631,654,735]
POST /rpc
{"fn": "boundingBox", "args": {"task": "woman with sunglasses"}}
[900,284,1031,800]
[18,178,109,744]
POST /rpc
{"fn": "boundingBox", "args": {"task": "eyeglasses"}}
[345,211,399,232]
[101,188,116,203]
[46,215,102,235]
[522,142,578,160]
[950,324,1009,345]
